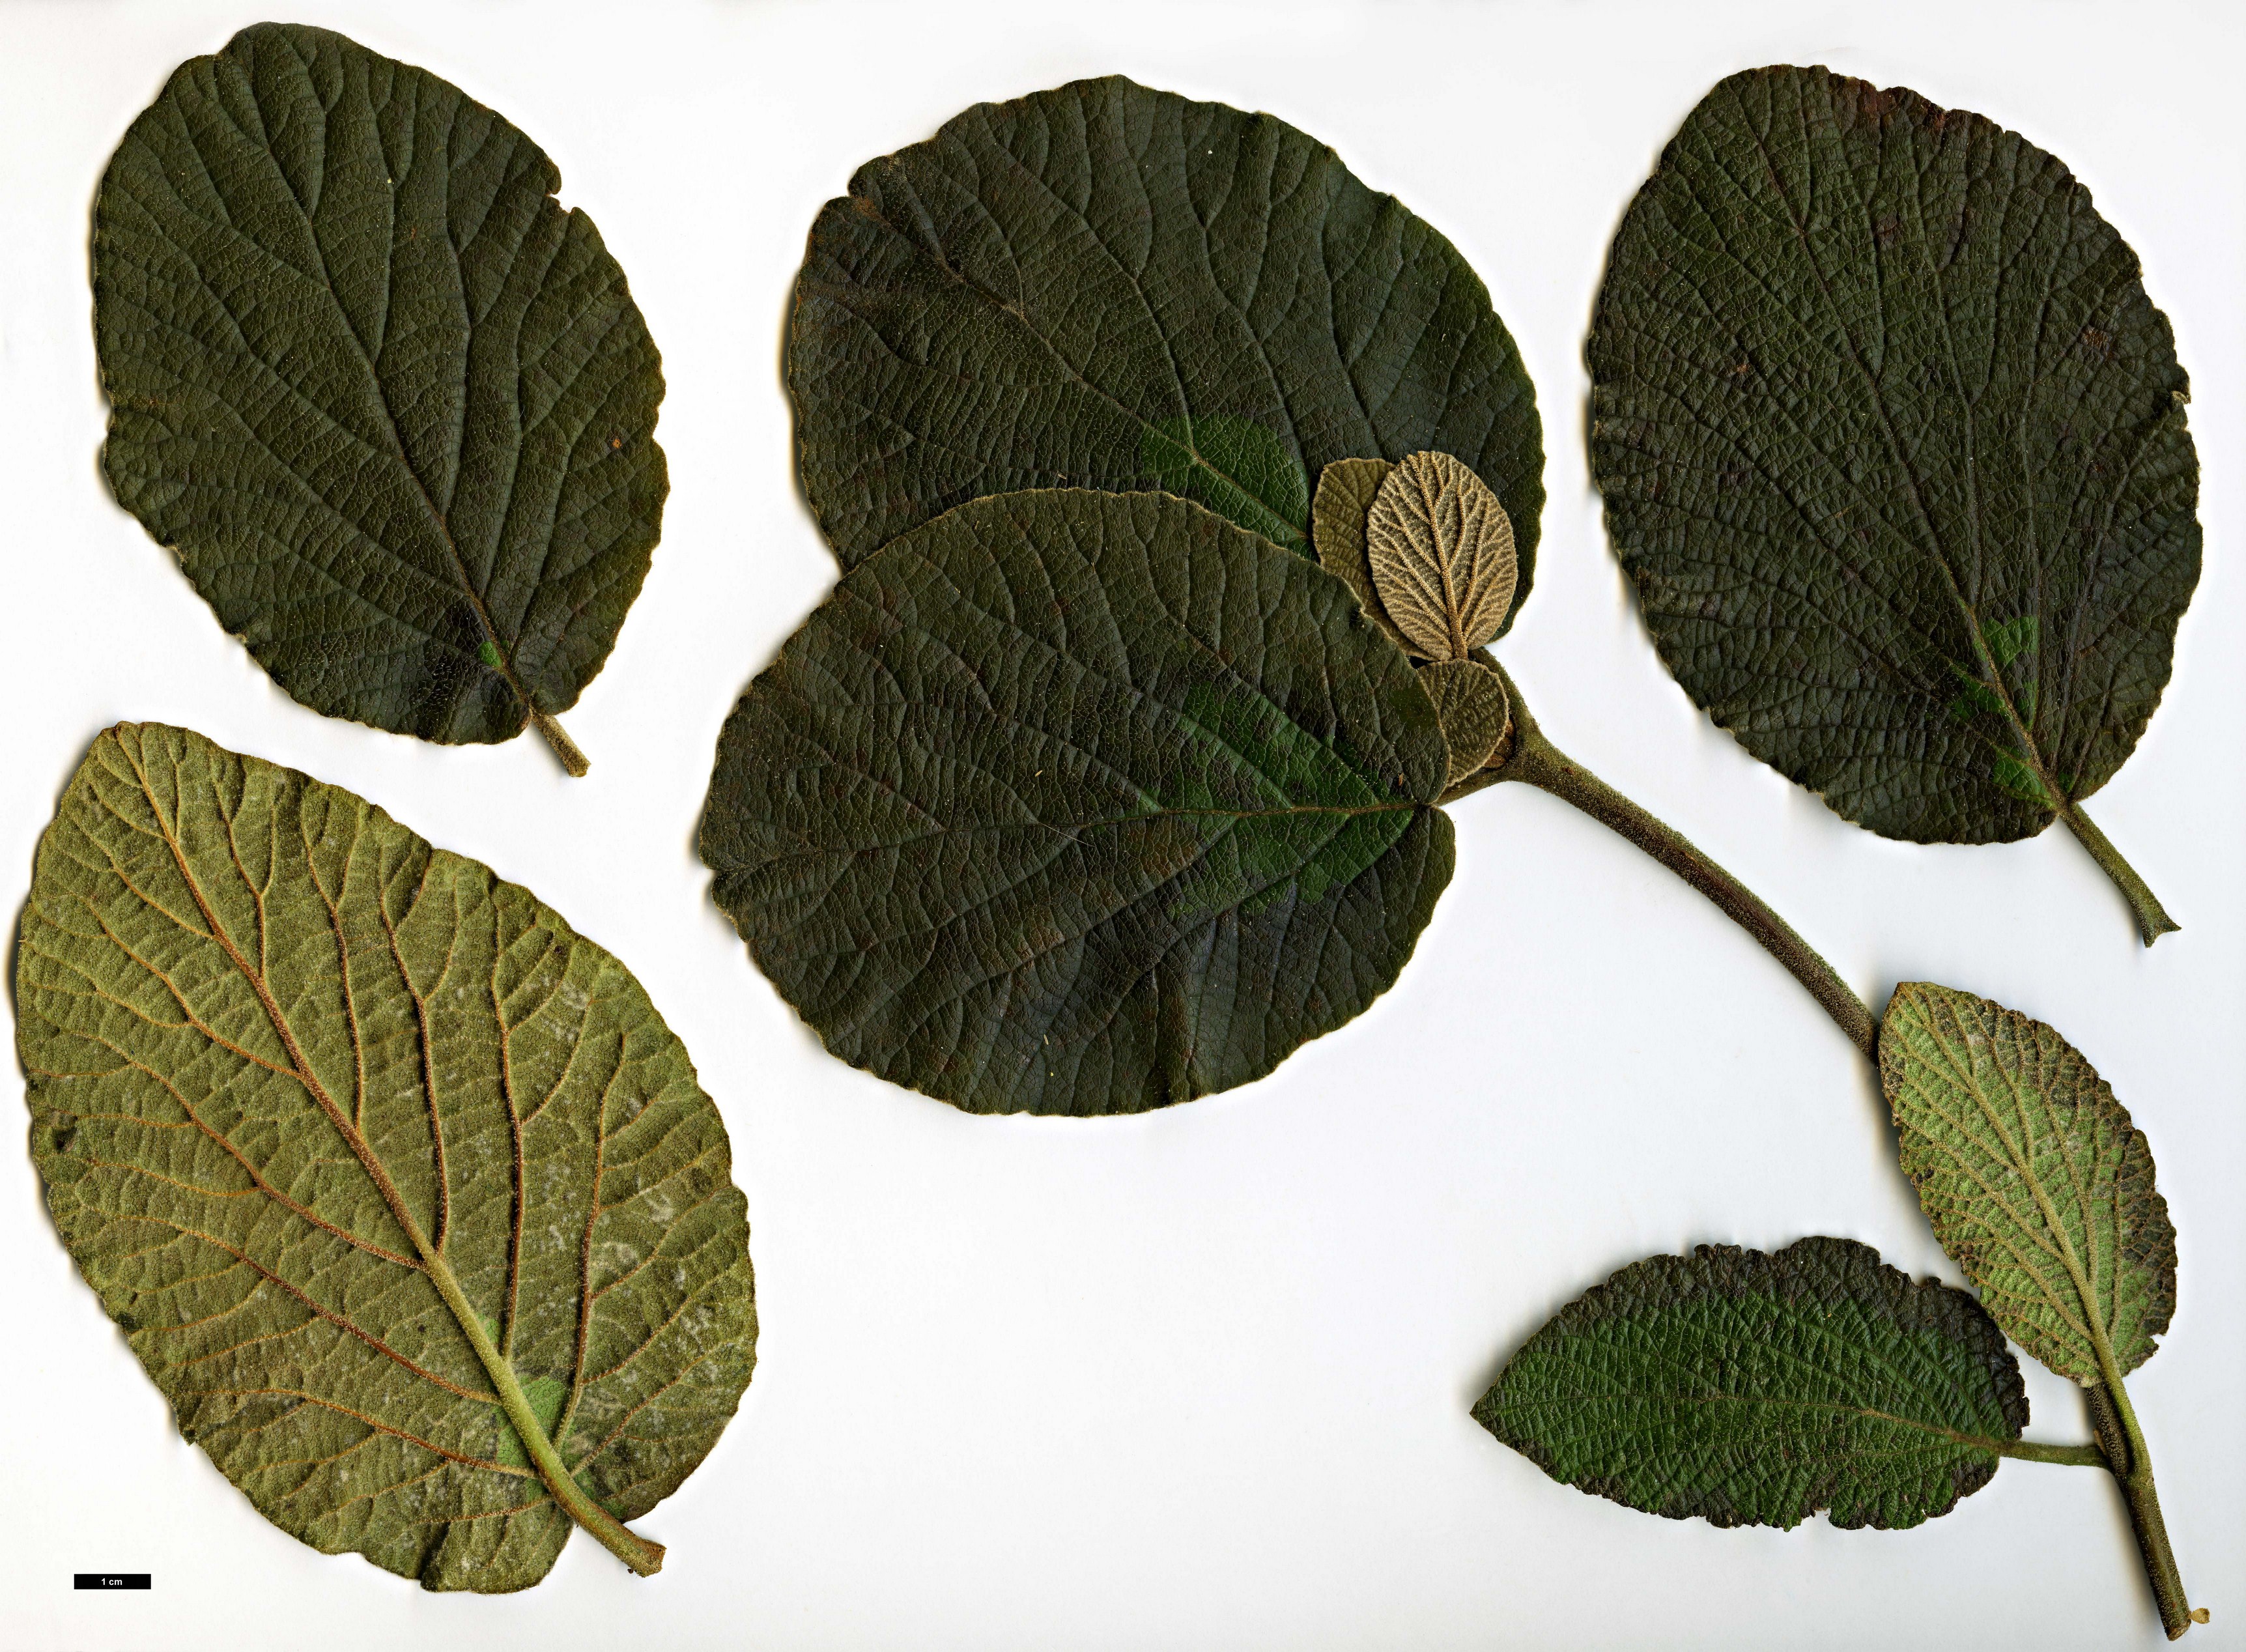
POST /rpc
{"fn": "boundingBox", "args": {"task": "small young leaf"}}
[1589,68,2196,856]
[94,25,668,767]
[1475,1237,2026,1530]
[1313,457,1415,654]
[18,725,754,1591]
[1365,452,1518,661]
[699,490,1454,1116]
[1416,659,1511,784]
[1880,982,2176,1385]
[788,74,1544,613]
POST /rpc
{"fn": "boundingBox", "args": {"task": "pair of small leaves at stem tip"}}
[1313,453,1516,786]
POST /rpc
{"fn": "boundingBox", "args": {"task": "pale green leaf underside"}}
[700,489,1453,1116]
[1589,65,2198,842]
[18,724,754,1591]
[788,72,1544,627]
[94,23,668,747]
[1477,1238,2026,1530]
[1880,982,2174,1384]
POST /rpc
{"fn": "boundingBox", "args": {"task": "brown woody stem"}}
[2087,1380,2204,1639]
[1445,667,1877,1062]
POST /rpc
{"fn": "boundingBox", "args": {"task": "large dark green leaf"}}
[788,73,1544,629]
[1880,982,2175,1386]
[700,489,1453,1116]
[1475,1237,2028,1530]
[18,724,754,1591]
[1588,66,2198,849]
[94,24,668,771]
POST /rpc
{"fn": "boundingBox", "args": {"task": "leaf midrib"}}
[838,184,1311,548]
[1733,91,2070,812]
[1910,995,2129,1386]
[114,739,580,1502]
[209,46,545,728]
[1524,1384,2008,1460]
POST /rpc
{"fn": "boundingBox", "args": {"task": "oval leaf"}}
[700,489,1454,1116]
[788,72,1544,619]
[94,25,668,769]
[1589,66,2198,844]
[1366,452,1518,661]
[18,724,754,1591]
[1313,457,1414,655]
[1880,982,2176,1384]
[1416,659,1511,785]
[1475,1237,2026,1530]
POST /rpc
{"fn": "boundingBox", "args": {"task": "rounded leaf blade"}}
[699,489,1455,1116]
[1879,982,2176,1384]
[1312,457,1414,655]
[1415,659,1511,785]
[788,72,1544,632]
[18,725,754,1591]
[1365,451,1517,661]
[1475,1237,2027,1531]
[94,25,668,756]
[1588,66,2198,844]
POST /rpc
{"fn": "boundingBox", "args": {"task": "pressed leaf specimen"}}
[18,724,754,1590]
[724,76,1895,1113]
[94,24,668,775]
[748,68,2208,1633]
[1480,984,2203,1638]
[1479,1237,2056,1530]
[785,74,1545,592]
[703,489,1453,1115]
[1588,64,2199,943]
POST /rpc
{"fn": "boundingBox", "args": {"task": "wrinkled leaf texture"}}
[701,489,1453,1116]
[1415,659,1511,784]
[1313,457,1415,655]
[788,73,1543,631]
[1589,66,2198,842]
[1365,451,1517,662]
[1477,1237,2026,1530]
[94,24,667,750]
[1881,982,2174,1385]
[19,725,753,1591]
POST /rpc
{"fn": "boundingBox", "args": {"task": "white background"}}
[1,2,2239,1647]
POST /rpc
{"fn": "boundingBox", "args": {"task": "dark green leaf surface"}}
[1476,1238,2026,1530]
[788,73,1543,623]
[94,25,668,758]
[700,489,1453,1116]
[1589,65,2198,843]
[18,724,754,1591]
[1881,982,2175,1384]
